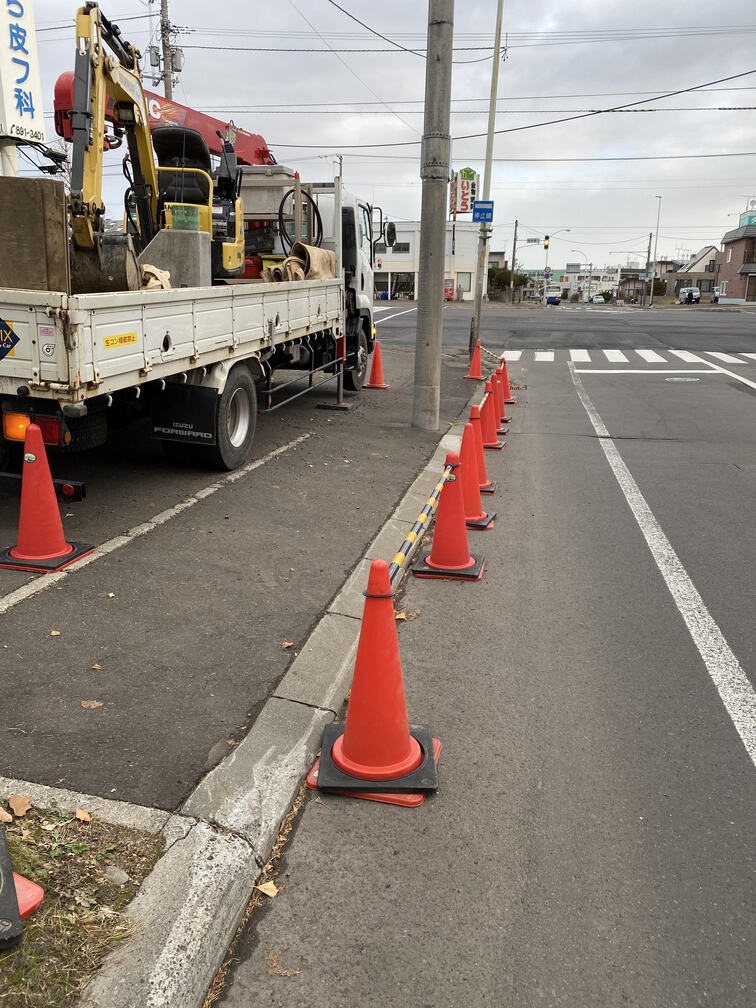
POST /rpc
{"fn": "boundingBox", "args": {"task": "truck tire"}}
[344,327,368,392]
[202,365,257,470]
[56,411,108,452]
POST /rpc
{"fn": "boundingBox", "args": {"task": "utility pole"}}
[160,0,173,99]
[509,218,518,303]
[469,0,504,354]
[642,231,652,307]
[649,195,662,307]
[412,0,454,432]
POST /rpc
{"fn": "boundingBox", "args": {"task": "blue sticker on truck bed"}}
[0,318,20,361]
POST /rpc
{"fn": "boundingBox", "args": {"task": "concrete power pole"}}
[509,218,518,303]
[160,0,173,99]
[469,0,504,354]
[412,0,454,431]
[642,231,652,307]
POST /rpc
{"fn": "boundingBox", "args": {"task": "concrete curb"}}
[70,421,469,1007]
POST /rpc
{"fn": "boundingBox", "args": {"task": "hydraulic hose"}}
[277,187,323,252]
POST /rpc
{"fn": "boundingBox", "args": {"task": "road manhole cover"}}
[665,376,700,382]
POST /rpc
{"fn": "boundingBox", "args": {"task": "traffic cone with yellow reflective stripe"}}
[413,451,485,580]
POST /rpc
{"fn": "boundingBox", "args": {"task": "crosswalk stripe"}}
[668,350,703,362]
[534,351,554,361]
[569,349,591,361]
[741,353,756,361]
[504,350,523,361]
[602,349,629,362]
[705,351,747,364]
[635,349,667,363]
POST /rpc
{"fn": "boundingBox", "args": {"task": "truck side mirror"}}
[385,222,396,247]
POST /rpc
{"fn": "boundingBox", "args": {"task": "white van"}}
[678,287,701,304]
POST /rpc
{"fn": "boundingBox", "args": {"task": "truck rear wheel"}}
[344,328,368,392]
[202,365,257,470]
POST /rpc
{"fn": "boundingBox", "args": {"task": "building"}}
[373,220,479,301]
[719,213,756,304]
[559,264,620,301]
[488,250,509,270]
[672,246,720,298]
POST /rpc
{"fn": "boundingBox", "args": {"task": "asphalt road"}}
[220,304,756,1008]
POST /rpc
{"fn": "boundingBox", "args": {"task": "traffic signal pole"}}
[469,0,504,356]
[412,0,454,431]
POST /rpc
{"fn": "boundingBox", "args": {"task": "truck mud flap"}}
[151,384,218,446]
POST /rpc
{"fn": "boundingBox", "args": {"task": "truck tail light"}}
[3,413,63,445]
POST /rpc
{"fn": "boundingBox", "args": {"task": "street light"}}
[571,249,593,304]
[649,196,662,307]
[543,228,570,305]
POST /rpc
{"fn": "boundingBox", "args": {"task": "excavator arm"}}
[66,2,159,292]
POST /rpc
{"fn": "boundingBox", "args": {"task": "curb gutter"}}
[73,427,465,1007]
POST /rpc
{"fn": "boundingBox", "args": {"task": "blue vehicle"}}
[545,284,562,305]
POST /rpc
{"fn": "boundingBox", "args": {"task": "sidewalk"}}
[216,362,756,1007]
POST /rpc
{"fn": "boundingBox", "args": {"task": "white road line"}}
[741,353,756,362]
[697,358,756,392]
[375,307,417,324]
[534,350,554,362]
[602,349,629,362]
[575,369,713,375]
[0,433,311,617]
[635,349,667,363]
[504,350,523,361]
[372,306,392,313]
[669,350,704,363]
[705,351,748,364]
[569,349,591,362]
[569,363,756,768]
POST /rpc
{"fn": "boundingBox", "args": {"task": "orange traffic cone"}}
[460,423,495,530]
[494,371,513,426]
[364,340,390,389]
[480,383,504,450]
[0,425,93,573]
[413,451,485,580]
[465,340,484,380]
[491,373,508,434]
[14,874,45,920]
[499,355,517,404]
[470,405,498,495]
[306,559,440,807]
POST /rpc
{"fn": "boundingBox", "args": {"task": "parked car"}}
[678,287,701,304]
[711,286,720,303]
[590,294,605,304]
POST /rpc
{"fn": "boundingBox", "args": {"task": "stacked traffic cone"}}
[499,355,517,403]
[306,559,440,807]
[465,340,484,380]
[413,451,485,580]
[469,405,498,495]
[493,372,512,428]
[364,340,390,389]
[491,374,507,434]
[460,423,495,530]
[0,424,93,573]
[480,383,504,450]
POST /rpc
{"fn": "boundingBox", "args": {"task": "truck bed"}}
[0,279,343,406]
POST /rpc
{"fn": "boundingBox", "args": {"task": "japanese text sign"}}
[1,0,45,143]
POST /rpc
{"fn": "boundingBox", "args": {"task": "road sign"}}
[472,200,494,223]
[526,237,540,244]
[544,268,552,278]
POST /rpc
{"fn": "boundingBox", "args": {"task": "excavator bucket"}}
[70,233,142,295]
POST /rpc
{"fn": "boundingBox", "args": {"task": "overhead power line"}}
[324,0,424,57]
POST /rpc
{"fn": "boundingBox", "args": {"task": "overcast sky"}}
[27,0,756,269]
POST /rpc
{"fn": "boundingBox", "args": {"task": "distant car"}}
[711,286,720,303]
[546,295,561,305]
[590,295,605,304]
[678,287,701,304]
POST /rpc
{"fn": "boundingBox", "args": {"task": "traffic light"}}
[544,235,550,249]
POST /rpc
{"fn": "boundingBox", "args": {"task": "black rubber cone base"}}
[316,401,351,412]
[483,440,504,451]
[500,416,513,423]
[316,723,438,792]
[0,541,94,573]
[504,397,517,404]
[496,426,508,435]
[466,510,496,531]
[413,549,485,581]
[480,481,498,496]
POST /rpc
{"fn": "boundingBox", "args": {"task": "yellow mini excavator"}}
[60,2,244,293]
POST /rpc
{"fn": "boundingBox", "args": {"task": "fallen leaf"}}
[75,808,92,822]
[8,795,31,817]
[256,880,278,898]
[394,611,407,621]
[280,641,294,649]
[107,593,115,599]
[343,458,351,463]
[226,739,238,746]
[313,795,324,805]
[81,700,104,709]
[0,806,12,824]
[91,663,103,671]
[406,611,420,621]
[267,952,300,977]
[50,630,61,637]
